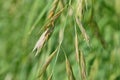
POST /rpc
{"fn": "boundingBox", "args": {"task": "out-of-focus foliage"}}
[0,0,120,80]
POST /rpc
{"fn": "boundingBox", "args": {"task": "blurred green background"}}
[0,0,120,80]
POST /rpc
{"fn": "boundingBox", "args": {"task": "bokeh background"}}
[0,0,120,80]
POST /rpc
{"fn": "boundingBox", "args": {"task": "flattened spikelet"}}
[65,55,75,80]
[74,25,79,62]
[75,0,90,46]
[48,0,59,19]
[76,17,90,46]
[38,48,58,78]
[79,51,87,80]
[33,28,49,56]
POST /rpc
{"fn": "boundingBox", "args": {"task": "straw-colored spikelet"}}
[33,28,49,56]
[76,0,90,46]
[65,55,75,80]
[74,25,79,62]
[48,0,59,19]
[76,0,87,18]
[50,8,64,22]
[79,51,87,80]
[38,48,58,78]
[76,0,83,20]
[45,7,64,29]
[74,24,87,80]
[74,23,87,80]
[76,17,89,46]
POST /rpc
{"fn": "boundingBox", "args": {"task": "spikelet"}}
[37,48,58,78]
[76,0,90,46]
[48,0,59,19]
[76,17,90,46]
[74,25,79,62]
[33,28,49,56]
[33,27,54,56]
[79,50,87,80]
[74,23,87,80]
[76,0,83,20]
[65,55,75,80]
